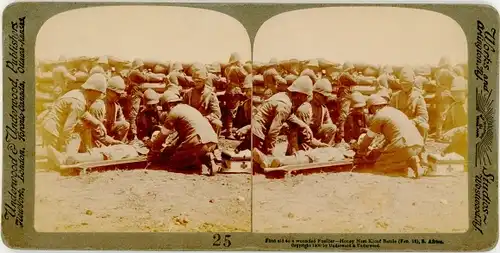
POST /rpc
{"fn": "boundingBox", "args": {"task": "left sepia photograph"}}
[34,6,252,232]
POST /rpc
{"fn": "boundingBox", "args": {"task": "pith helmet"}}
[242,75,253,89]
[132,58,144,69]
[144,89,160,105]
[366,94,388,108]
[288,76,313,97]
[228,52,241,64]
[399,66,416,83]
[376,89,391,102]
[97,56,109,65]
[351,93,366,108]
[343,61,355,72]
[313,78,334,98]
[81,73,108,94]
[107,76,126,94]
[306,59,320,70]
[193,69,208,80]
[90,66,105,75]
[450,76,467,92]
[161,91,182,104]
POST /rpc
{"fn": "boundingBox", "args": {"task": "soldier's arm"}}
[324,107,334,125]
[359,116,383,152]
[413,95,429,125]
[288,113,310,129]
[61,101,86,142]
[208,92,222,120]
[265,107,290,148]
[116,105,126,123]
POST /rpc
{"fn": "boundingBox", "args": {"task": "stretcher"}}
[219,149,251,174]
[262,159,354,177]
[58,156,148,175]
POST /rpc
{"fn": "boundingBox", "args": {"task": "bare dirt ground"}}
[252,139,469,233]
[35,139,251,232]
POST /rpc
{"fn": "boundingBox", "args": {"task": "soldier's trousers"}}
[121,94,142,138]
[152,131,217,171]
[336,97,351,143]
[356,144,423,173]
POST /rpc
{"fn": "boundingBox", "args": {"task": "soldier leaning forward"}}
[41,73,108,154]
[251,76,313,156]
[78,76,131,151]
[148,91,219,175]
[287,78,337,155]
[121,58,154,141]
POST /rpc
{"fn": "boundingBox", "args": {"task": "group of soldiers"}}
[249,56,468,178]
[37,53,468,177]
[37,53,252,174]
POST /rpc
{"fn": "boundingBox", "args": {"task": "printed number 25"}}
[213,234,231,247]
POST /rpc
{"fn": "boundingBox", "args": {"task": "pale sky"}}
[36,6,251,63]
[253,7,468,66]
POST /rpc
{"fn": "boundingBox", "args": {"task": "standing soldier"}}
[148,91,219,175]
[137,89,161,142]
[442,76,468,132]
[223,52,248,139]
[335,73,357,144]
[356,94,425,178]
[41,73,108,153]
[183,69,223,136]
[433,68,456,140]
[234,74,253,152]
[123,58,152,141]
[389,67,429,141]
[251,76,313,155]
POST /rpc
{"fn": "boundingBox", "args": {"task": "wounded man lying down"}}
[47,142,149,167]
[252,147,354,169]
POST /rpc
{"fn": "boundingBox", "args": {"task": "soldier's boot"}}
[407,155,426,179]
[201,151,219,176]
[252,148,271,168]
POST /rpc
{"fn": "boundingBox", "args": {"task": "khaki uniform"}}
[122,68,148,138]
[344,110,369,143]
[288,100,337,153]
[252,92,293,154]
[443,100,467,131]
[223,64,247,136]
[41,89,88,153]
[365,106,424,172]
[151,104,218,170]
[183,86,223,134]
[136,106,161,141]
[390,89,429,140]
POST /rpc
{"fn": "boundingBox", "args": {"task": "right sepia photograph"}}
[251,7,469,233]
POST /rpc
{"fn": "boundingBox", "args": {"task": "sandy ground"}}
[252,139,469,233]
[35,139,251,232]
